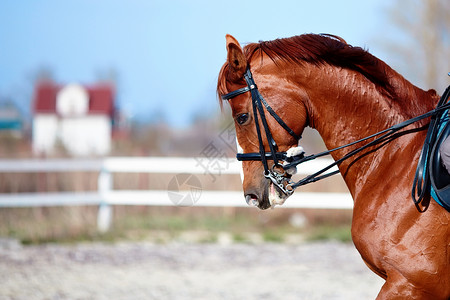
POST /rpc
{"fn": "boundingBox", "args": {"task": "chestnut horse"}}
[217,34,449,299]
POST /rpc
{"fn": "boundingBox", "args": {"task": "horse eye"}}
[236,113,249,125]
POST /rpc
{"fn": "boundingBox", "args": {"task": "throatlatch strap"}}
[260,96,301,140]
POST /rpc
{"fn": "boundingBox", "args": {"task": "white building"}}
[32,82,115,156]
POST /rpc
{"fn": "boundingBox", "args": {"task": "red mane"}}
[218,34,397,101]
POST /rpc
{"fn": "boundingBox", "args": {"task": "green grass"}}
[306,225,352,243]
[262,230,284,243]
[0,207,353,245]
[232,233,248,243]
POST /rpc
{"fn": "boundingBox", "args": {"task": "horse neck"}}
[295,63,438,195]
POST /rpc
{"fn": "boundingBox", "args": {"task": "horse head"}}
[218,35,307,209]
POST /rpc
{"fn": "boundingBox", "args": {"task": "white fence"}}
[0,157,352,231]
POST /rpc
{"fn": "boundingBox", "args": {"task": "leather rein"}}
[222,66,450,202]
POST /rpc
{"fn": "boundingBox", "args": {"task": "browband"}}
[222,86,251,100]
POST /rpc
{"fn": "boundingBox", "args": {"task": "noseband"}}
[222,67,302,195]
[222,66,450,204]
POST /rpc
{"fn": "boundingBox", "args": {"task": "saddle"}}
[412,84,450,212]
[430,113,450,210]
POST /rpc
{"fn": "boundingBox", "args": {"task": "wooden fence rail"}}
[0,157,352,232]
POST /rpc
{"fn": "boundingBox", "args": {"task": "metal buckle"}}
[264,169,294,196]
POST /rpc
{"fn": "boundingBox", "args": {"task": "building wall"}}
[33,114,111,156]
[59,115,111,156]
[32,114,58,155]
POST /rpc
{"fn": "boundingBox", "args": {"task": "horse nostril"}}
[245,194,259,207]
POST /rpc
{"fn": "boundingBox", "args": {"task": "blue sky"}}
[0,0,394,128]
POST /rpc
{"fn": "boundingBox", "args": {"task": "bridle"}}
[222,66,450,204]
[222,67,301,195]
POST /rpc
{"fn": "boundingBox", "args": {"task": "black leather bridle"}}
[222,67,302,195]
[222,66,450,204]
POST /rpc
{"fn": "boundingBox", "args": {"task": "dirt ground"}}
[0,239,384,300]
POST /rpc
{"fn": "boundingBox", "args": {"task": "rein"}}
[222,66,450,198]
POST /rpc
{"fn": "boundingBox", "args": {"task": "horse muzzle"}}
[244,171,292,210]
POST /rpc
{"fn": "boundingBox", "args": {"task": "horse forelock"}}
[216,63,229,111]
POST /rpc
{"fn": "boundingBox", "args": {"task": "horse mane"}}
[217,34,397,103]
[251,34,397,98]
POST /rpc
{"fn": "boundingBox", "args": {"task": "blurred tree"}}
[95,67,119,86]
[29,65,55,84]
[383,0,449,92]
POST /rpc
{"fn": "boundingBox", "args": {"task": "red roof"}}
[87,86,114,114]
[33,82,115,116]
[34,82,58,113]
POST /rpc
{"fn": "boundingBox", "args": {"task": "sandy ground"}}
[0,240,385,300]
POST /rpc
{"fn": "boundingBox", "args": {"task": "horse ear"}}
[226,34,247,81]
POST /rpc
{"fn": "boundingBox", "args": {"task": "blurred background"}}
[0,0,449,245]
[0,1,449,299]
